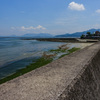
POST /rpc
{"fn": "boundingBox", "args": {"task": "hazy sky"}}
[0,0,100,36]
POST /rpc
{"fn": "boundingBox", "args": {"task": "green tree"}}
[86,32,91,36]
[81,34,85,39]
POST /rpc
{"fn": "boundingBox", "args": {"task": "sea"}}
[0,37,91,79]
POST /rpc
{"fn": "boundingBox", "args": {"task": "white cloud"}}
[96,9,100,13]
[21,26,36,30]
[11,25,46,31]
[21,25,46,30]
[68,2,85,11]
[36,25,46,30]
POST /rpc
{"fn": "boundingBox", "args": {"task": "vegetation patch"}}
[0,57,53,84]
[59,53,69,58]
[49,44,69,53]
[59,47,80,58]
[68,47,80,53]
[49,49,66,53]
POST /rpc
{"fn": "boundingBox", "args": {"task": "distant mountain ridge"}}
[22,33,53,38]
[55,29,100,38]
[1,29,100,38]
[0,33,53,38]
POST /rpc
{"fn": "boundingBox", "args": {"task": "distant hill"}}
[22,33,53,38]
[55,29,100,38]
[1,29,100,38]
[0,33,53,38]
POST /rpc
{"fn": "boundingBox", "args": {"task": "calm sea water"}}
[0,37,68,79]
[0,37,90,79]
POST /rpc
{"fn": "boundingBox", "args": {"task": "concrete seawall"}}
[0,42,100,100]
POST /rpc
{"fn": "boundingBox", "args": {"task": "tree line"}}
[81,31,100,39]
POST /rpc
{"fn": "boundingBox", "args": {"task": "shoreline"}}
[0,46,80,84]
[21,38,99,43]
[0,42,94,84]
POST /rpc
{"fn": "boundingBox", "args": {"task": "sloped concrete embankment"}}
[0,42,100,100]
[58,47,100,100]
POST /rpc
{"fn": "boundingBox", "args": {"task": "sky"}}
[0,0,100,36]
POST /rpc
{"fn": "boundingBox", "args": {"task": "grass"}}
[0,47,80,84]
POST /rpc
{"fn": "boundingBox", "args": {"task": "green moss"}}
[59,53,69,58]
[59,47,80,58]
[68,47,80,53]
[0,57,53,84]
[49,48,66,53]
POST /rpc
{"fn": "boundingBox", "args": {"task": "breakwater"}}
[0,42,100,100]
[21,38,99,43]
